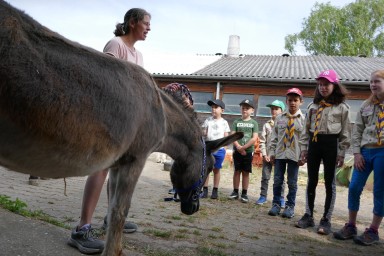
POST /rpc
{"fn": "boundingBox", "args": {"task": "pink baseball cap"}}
[316,69,339,83]
[286,88,303,96]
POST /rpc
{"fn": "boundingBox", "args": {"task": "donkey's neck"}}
[157,93,202,161]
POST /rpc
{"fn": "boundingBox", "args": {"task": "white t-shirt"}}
[103,37,144,66]
[202,116,230,141]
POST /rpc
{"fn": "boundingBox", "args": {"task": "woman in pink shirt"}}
[68,8,151,255]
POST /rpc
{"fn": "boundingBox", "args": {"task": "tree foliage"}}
[285,0,384,56]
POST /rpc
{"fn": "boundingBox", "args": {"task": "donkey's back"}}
[0,1,165,178]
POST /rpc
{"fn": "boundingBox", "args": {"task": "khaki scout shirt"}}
[270,110,305,162]
[299,102,351,157]
[352,100,384,153]
[260,119,274,156]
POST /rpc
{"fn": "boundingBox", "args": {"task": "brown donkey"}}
[0,1,242,255]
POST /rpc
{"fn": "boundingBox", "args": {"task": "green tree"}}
[285,0,384,56]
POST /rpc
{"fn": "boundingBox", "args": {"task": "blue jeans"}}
[273,159,299,207]
[348,147,384,217]
[260,160,285,198]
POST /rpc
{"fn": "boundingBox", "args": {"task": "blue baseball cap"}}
[266,100,285,111]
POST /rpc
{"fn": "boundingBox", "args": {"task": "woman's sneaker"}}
[317,217,332,235]
[295,213,315,228]
[333,223,357,240]
[102,216,138,233]
[268,203,281,216]
[67,224,105,254]
[353,228,380,246]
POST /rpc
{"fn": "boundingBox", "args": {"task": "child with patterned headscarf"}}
[333,69,384,246]
[297,69,351,235]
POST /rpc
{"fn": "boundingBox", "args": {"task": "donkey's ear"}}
[205,132,243,153]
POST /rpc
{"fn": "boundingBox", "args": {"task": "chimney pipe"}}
[227,35,240,57]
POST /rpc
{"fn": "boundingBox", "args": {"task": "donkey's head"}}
[171,132,243,215]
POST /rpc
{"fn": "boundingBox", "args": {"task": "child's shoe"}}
[295,213,315,228]
[240,194,249,203]
[281,205,295,218]
[333,223,357,240]
[256,196,267,205]
[353,228,379,246]
[268,203,281,216]
[210,188,218,199]
[228,191,239,200]
[317,217,332,235]
[200,187,208,198]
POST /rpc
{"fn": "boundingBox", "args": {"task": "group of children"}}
[201,69,384,246]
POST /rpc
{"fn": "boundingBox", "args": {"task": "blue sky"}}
[8,0,354,73]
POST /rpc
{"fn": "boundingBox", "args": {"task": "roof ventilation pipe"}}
[227,35,240,57]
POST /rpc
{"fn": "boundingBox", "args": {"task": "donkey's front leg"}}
[101,156,146,256]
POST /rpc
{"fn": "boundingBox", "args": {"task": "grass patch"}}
[211,226,222,232]
[171,215,182,220]
[197,246,227,256]
[144,228,172,238]
[0,195,70,229]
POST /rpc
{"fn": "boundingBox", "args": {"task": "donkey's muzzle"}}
[179,189,200,215]
[180,199,200,215]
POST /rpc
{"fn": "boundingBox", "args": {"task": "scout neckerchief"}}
[284,114,296,149]
[374,99,384,145]
[312,100,332,142]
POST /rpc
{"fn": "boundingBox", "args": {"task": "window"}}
[256,95,286,117]
[190,92,213,113]
[222,93,254,115]
[256,95,314,117]
[346,99,364,123]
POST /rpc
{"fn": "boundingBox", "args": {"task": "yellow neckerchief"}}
[312,100,332,142]
[373,99,384,145]
[284,113,297,149]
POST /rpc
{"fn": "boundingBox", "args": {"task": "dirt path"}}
[0,154,382,255]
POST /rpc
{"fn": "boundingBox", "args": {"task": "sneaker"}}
[256,196,267,205]
[168,188,176,195]
[280,197,286,208]
[353,228,380,246]
[228,191,239,200]
[296,213,315,228]
[317,217,332,235]
[333,223,357,240]
[281,205,295,218]
[103,216,138,233]
[67,224,104,254]
[268,203,281,216]
[201,187,208,198]
[240,194,249,203]
[210,189,218,199]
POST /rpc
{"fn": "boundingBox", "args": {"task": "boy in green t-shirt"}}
[228,99,259,203]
